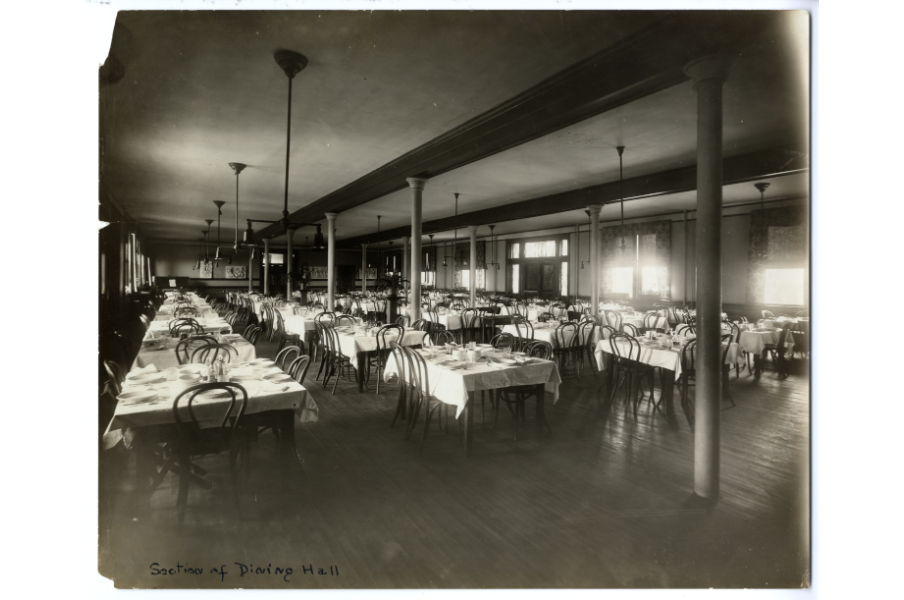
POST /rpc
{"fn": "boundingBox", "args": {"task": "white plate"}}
[249,359,275,366]
[127,373,165,384]
[118,389,157,403]
[490,358,516,365]
[229,374,256,382]
[264,373,294,383]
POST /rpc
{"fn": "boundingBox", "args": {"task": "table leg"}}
[660,370,676,418]
[535,383,547,439]
[754,353,763,379]
[356,352,366,392]
[599,354,614,404]
[275,409,304,473]
[463,392,475,457]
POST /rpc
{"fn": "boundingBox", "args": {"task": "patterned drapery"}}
[452,241,486,288]
[747,206,808,303]
[599,220,671,299]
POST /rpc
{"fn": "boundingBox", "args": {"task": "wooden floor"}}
[99,342,810,589]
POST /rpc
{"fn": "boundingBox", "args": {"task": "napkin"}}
[130,363,158,376]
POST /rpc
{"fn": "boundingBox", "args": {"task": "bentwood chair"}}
[622,323,640,338]
[608,333,657,420]
[604,310,623,332]
[426,329,455,347]
[575,318,598,380]
[322,326,358,395]
[374,324,404,395]
[171,322,204,339]
[511,315,535,352]
[170,382,251,524]
[287,355,311,385]
[275,346,301,373]
[169,318,201,336]
[242,325,261,346]
[494,340,554,441]
[190,342,239,364]
[676,334,735,430]
[175,335,217,365]
[104,360,126,396]
[762,327,791,379]
[402,346,459,453]
[553,321,580,376]
[537,311,555,323]
[389,342,413,434]
[459,308,481,345]
[722,320,744,378]
[489,332,515,350]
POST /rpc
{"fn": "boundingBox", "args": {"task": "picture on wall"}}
[199,260,213,279]
[225,266,247,279]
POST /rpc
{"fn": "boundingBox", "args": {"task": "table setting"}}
[382,342,562,420]
[133,332,256,370]
[104,359,317,451]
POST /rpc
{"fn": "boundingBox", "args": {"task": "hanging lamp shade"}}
[311,224,327,250]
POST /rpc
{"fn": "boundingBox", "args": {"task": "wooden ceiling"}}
[100,10,809,249]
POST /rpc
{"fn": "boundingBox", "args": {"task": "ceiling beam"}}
[334,148,809,249]
[256,11,778,241]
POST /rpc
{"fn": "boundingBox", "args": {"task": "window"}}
[421,271,435,287]
[764,268,805,305]
[641,266,667,296]
[507,235,571,296]
[267,253,284,265]
[524,240,557,258]
[460,269,470,289]
[612,267,634,299]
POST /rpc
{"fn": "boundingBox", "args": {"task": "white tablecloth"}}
[103,362,315,450]
[337,328,427,358]
[500,323,600,349]
[145,318,232,337]
[382,351,562,419]
[284,315,363,334]
[738,329,795,356]
[132,337,257,371]
[594,338,742,380]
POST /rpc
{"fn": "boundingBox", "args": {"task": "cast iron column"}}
[407,177,428,322]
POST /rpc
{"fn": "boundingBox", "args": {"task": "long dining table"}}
[132,334,257,371]
[382,348,562,456]
[334,327,428,392]
[593,334,742,419]
[104,360,318,482]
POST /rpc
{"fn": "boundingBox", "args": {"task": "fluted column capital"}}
[324,212,338,221]
[406,177,429,191]
[586,204,603,216]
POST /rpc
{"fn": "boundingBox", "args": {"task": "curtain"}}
[599,220,671,299]
[453,241,486,288]
[747,206,808,303]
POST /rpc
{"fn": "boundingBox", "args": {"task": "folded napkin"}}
[131,363,158,376]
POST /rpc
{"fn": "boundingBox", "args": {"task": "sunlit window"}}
[764,268,804,305]
[476,269,486,290]
[641,266,667,295]
[460,269,470,289]
[560,239,568,256]
[267,253,284,265]
[612,267,634,299]
[510,243,520,259]
[421,271,435,286]
[524,240,557,258]
[511,264,520,294]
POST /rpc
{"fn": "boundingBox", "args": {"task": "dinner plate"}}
[249,358,275,366]
[127,373,164,384]
[476,344,493,349]
[222,333,242,340]
[263,373,294,383]
[118,389,157,403]
[490,358,516,365]
[229,374,257,382]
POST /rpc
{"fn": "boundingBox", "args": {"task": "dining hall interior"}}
[96,9,812,589]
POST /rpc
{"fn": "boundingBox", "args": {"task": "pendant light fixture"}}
[427,234,434,271]
[212,200,232,265]
[443,193,460,267]
[239,50,327,249]
[617,146,626,252]
[486,225,500,270]
[376,215,382,275]
[203,219,214,267]
[580,209,592,269]
[754,182,771,259]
